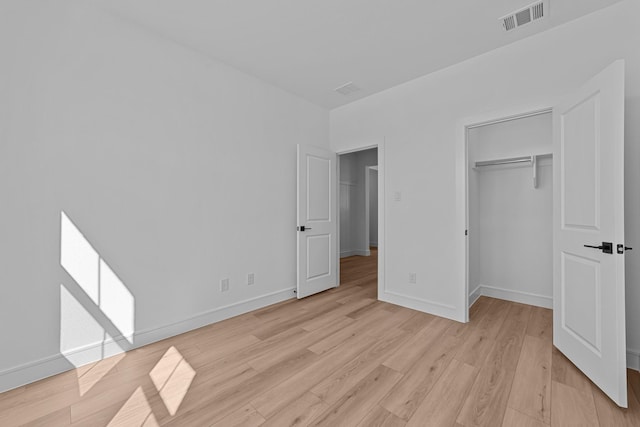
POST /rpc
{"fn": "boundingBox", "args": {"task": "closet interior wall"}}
[468,113,553,308]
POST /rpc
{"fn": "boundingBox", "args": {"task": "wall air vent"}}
[334,82,361,96]
[500,1,548,32]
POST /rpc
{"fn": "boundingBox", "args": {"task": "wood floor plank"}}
[299,298,372,331]
[161,349,318,426]
[72,358,257,424]
[381,334,461,421]
[356,405,407,427]
[0,384,79,427]
[306,306,391,355]
[382,316,450,373]
[501,408,548,427]
[507,335,551,424]
[406,358,477,427]
[550,380,599,427]
[526,306,553,342]
[346,299,386,319]
[444,318,475,341]
[192,333,262,364]
[251,302,343,340]
[250,330,376,419]
[260,392,328,427]
[455,303,531,427]
[101,386,158,427]
[311,328,410,405]
[454,326,496,368]
[21,407,71,427]
[366,309,419,337]
[247,317,352,372]
[397,311,435,334]
[630,369,640,406]
[469,297,494,323]
[474,298,511,340]
[309,365,403,427]
[210,404,265,427]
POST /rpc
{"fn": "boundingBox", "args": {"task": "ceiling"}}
[99,0,623,109]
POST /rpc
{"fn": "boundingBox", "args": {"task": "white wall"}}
[330,0,640,367]
[0,1,328,391]
[468,113,553,308]
[339,148,378,257]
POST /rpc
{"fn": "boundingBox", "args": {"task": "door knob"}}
[297,226,312,231]
[617,244,633,254]
[584,242,613,254]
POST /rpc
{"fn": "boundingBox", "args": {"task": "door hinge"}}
[465,229,468,236]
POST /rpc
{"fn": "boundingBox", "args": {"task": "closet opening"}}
[466,110,553,313]
[338,147,379,301]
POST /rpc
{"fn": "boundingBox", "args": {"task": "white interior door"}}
[553,60,627,407]
[297,144,337,298]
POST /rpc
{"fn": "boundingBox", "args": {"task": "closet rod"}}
[474,155,532,168]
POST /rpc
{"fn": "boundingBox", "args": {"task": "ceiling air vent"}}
[334,82,361,96]
[500,0,548,32]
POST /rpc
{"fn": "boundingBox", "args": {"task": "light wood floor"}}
[2,247,640,426]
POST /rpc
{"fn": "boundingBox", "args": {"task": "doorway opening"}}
[338,147,379,300]
[466,110,553,312]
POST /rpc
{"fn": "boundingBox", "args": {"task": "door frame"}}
[455,105,553,322]
[336,143,385,301]
[364,165,379,254]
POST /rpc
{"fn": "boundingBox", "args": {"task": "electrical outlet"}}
[247,273,255,286]
[220,278,229,292]
[409,273,417,284]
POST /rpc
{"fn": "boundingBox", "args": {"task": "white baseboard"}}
[380,290,463,323]
[628,349,640,372]
[472,284,553,309]
[468,285,482,307]
[340,249,371,258]
[0,287,295,393]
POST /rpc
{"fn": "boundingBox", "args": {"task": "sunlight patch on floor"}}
[149,346,196,416]
[107,386,159,427]
[76,352,125,396]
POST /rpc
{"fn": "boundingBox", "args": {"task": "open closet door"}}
[296,144,338,298]
[553,60,627,407]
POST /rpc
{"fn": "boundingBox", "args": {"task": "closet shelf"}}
[473,153,552,188]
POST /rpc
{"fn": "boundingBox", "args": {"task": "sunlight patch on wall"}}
[60,284,110,366]
[100,259,134,341]
[61,212,100,303]
[60,284,125,395]
[60,211,136,395]
[107,386,159,427]
[60,211,134,343]
[149,346,196,416]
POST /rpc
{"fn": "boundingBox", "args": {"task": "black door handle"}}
[617,244,633,254]
[584,242,613,254]
[297,226,313,231]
